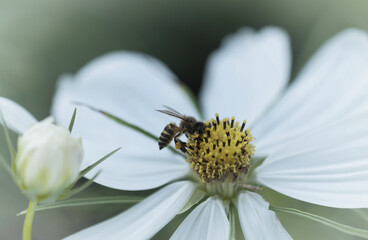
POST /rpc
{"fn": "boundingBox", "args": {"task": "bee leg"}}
[174,138,187,153]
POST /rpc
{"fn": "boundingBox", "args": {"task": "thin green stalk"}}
[74,102,184,157]
[354,209,368,223]
[18,196,143,215]
[271,206,368,239]
[23,201,37,240]
[0,153,12,175]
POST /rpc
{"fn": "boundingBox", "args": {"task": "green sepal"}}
[78,147,120,179]
[246,156,267,184]
[55,147,121,201]
[271,206,368,239]
[0,113,16,160]
[58,171,101,201]
[0,113,16,177]
[68,108,77,133]
[228,204,237,240]
[74,102,184,157]
[66,147,121,191]
[178,188,205,214]
[228,201,246,240]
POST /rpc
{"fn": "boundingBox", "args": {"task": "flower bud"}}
[14,118,83,201]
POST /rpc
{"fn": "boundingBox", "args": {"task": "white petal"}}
[200,26,291,127]
[254,112,368,208]
[86,149,190,191]
[236,192,292,240]
[0,97,37,133]
[64,181,196,240]
[253,29,368,155]
[170,197,229,240]
[256,110,368,157]
[52,51,198,190]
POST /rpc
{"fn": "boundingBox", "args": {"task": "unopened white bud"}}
[14,118,83,201]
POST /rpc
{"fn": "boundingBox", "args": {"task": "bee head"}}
[179,117,196,133]
[186,116,198,125]
[194,122,205,135]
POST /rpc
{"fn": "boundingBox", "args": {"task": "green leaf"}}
[0,113,16,159]
[271,206,368,239]
[68,108,77,133]
[178,188,205,214]
[17,196,143,215]
[59,171,101,200]
[74,102,184,157]
[354,209,368,223]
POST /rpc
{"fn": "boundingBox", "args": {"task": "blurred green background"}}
[1,0,368,239]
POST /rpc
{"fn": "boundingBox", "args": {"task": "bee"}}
[157,106,205,153]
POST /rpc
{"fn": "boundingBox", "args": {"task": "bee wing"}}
[162,105,182,115]
[156,109,186,120]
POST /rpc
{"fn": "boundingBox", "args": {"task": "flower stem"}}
[23,201,37,240]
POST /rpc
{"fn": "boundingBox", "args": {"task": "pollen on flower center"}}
[184,114,254,183]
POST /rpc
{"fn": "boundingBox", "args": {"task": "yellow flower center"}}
[183,114,254,183]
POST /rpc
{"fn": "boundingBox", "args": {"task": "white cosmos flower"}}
[51,26,368,239]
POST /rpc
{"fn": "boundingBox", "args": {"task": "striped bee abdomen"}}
[158,123,179,150]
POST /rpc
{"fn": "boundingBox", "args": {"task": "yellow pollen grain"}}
[185,114,254,183]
